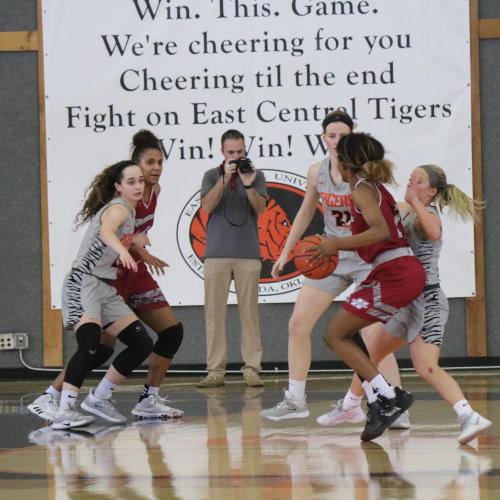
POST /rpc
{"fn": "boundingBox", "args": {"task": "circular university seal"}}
[176,169,324,299]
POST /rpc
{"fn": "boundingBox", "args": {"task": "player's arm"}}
[271,163,320,277]
[404,176,441,240]
[314,183,389,257]
[100,205,137,271]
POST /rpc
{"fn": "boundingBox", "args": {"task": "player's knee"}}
[65,323,102,387]
[288,313,311,339]
[153,323,184,359]
[113,320,154,376]
[413,360,435,380]
[88,344,114,371]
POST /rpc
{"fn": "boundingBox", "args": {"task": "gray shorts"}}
[385,286,449,347]
[62,270,133,329]
[303,251,372,297]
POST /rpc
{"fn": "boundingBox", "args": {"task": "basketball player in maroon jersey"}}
[313,132,425,441]
[29,130,184,422]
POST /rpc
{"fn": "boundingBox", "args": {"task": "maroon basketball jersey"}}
[350,180,408,263]
[135,190,157,234]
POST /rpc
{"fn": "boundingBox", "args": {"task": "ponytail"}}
[419,164,483,222]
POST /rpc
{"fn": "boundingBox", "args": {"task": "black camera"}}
[232,157,253,174]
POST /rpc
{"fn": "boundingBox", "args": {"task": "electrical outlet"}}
[0,333,29,350]
[14,333,29,350]
[0,334,15,350]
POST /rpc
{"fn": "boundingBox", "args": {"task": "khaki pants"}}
[204,258,262,375]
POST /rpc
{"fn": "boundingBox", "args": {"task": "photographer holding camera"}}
[197,129,268,388]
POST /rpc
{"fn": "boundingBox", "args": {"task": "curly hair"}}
[74,160,137,229]
[337,133,395,184]
[131,129,162,163]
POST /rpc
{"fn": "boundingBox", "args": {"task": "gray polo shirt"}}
[201,166,267,259]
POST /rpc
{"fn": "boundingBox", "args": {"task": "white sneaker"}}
[458,411,492,444]
[260,391,309,421]
[316,399,366,427]
[81,389,127,424]
[27,393,59,422]
[389,410,411,429]
[132,394,184,419]
[52,404,95,430]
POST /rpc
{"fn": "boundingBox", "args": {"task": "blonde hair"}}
[337,133,396,185]
[419,164,483,221]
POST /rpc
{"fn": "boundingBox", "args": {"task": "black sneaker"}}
[360,387,414,442]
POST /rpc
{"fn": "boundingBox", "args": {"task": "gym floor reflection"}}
[0,372,498,499]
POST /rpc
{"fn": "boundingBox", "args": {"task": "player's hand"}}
[404,174,419,206]
[142,251,169,276]
[132,232,150,248]
[271,252,289,280]
[310,236,337,266]
[119,250,138,273]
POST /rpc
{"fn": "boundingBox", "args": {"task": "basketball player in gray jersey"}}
[329,164,491,444]
[51,160,154,430]
[261,111,406,425]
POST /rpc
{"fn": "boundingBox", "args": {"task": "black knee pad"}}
[112,320,154,376]
[64,323,102,388]
[88,344,114,371]
[153,323,184,360]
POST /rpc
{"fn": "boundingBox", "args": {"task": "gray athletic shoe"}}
[81,389,127,424]
[458,411,492,444]
[389,410,411,430]
[28,393,59,422]
[132,394,184,419]
[260,391,309,421]
[52,404,95,430]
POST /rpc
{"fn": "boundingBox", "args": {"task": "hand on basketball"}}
[310,236,338,266]
[271,252,289,280]
[119,250,138,273]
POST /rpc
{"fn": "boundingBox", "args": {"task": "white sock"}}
[453,399,473,419]
[94,377,118,400]
[288,379,306,400]
[45,385,61,398]
[147,385,160,396]
[370,373,395,399]
[362,381,378,403]
[342,389,363,410]
[60,389,78,411]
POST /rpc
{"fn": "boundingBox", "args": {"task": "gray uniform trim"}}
[385,206,448,346]
[62,197,135,328]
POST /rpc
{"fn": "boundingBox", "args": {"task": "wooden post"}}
[465,0,487,356]
[38,0,63,366]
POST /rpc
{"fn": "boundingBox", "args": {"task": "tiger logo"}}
[177,169,324,297]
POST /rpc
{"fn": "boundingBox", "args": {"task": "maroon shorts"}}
[342,256,425,323]
[112,262,169,312]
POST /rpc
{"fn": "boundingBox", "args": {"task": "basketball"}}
[293,235,339,280]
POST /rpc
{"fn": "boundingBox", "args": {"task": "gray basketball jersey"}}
[401,205,441,286]
[71,197,135,280]
[316,157,353,238]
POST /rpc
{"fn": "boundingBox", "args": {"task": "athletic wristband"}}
[243,182,255,189]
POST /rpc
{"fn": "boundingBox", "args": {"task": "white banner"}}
[42,0,473,307]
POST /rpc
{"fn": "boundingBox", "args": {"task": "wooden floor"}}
[0,371,498,499]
